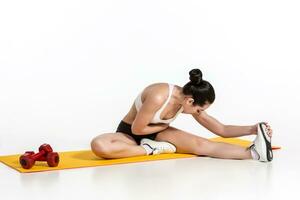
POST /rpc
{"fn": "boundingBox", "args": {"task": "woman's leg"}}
[90,132,147,159]
[155,126,252,160]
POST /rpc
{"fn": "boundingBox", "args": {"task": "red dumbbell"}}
[19,144,60,169]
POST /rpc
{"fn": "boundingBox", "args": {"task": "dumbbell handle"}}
[30,150,47,160]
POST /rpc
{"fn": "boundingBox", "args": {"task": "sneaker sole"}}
[258,123,273,161]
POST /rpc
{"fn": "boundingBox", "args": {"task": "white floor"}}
[0,144,299,200]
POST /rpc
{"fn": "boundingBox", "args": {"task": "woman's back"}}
[122,82,183,125]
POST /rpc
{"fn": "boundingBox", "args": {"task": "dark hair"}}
[182,69,215,106]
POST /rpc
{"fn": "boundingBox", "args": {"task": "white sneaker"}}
[140,138,177,155]
[250,122,273,162]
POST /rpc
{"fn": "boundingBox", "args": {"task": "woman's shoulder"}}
[146,82,169,89]
[141,82,170,103]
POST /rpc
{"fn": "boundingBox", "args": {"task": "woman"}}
[91,69,273,162]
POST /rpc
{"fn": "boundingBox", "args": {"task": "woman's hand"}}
[251,122,273,137]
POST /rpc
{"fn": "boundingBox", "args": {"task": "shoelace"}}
[153,144,172,153]
[153,146,166,152]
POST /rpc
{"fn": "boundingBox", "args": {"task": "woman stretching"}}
[91,69,273,162]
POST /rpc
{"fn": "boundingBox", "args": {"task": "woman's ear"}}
[187,98,194,105]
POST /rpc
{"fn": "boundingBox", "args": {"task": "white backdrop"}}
[1,0,299,155]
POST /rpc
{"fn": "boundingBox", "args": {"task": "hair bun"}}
[189,68,203,85]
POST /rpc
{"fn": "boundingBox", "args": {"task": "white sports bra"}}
[134,83,183,124]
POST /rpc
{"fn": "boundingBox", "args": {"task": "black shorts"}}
[116,120,159,145]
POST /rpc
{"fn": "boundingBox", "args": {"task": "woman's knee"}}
[194,139,215,156]
[90,136,112,158]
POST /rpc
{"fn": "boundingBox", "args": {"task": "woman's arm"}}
[133,123,169,135]
[131,94,169,135]
[192,111,257,138]
[222,125,256,137]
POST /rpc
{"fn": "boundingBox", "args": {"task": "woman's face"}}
[182,97,211,115]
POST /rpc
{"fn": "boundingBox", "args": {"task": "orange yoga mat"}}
[0,137,281,173]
